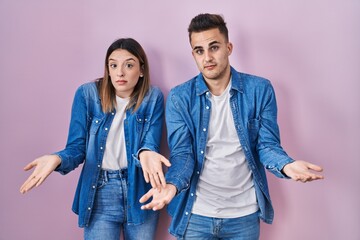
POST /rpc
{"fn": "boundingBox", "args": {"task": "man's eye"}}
[211,46,219,51]
[196,50,204,55]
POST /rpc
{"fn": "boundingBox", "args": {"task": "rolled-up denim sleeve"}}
[138,87,164,154]
[54,85,88,175]
[257,82,294,178]
[165,90,195,193]
[133,87,165,168]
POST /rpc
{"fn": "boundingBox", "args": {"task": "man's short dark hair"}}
[188,13,229,43]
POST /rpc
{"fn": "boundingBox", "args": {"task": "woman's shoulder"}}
[75,80,100,98]
[146,85,164,100]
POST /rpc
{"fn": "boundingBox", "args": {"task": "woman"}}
[20,38,170,240]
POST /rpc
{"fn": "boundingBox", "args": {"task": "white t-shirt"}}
[101,96,129,170]
[192,80,259,218]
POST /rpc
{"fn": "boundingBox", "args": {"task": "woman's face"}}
[108,49,143,98]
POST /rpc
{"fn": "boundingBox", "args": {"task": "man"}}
[140,13,324,239]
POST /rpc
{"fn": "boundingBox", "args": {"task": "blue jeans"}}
[180,212,260,240]
[84,169,159,240]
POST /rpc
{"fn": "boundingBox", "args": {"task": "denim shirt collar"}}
[230,66,244,94]
[195,66,244,96]
[195,73,209,96]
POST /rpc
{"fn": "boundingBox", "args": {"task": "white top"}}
[192,80,259,218]
[101,96,129,170]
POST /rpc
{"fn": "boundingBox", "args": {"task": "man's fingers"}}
[35,176,46,187]
[139,189,154,203]
[141,200,165,211]
[152,202,166,211]
[20,174,36,192]
[20,176,38,193]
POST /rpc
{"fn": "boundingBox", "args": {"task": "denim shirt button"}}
[197,171,200,175]
[111,112,115,115]
[88,207,91,211]
[200,150,204,154]
[203,128,206,132]
[105,128,108,131]
[92,185,95,189]
[191,193,194,196]
[100,147,103,150]
[185,212,189,215]
[97,165,101,168]
[206,106,209,110]
[95,120,99,123]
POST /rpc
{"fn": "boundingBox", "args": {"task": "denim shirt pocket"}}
[89,117,103,135]
[247,118,261,144]
[136,114,150,134]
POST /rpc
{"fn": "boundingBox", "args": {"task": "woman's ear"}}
[140,65,144,77]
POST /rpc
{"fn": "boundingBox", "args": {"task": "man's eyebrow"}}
[193,41,221,50]
[208,40,220,46]
[193,45,204,51]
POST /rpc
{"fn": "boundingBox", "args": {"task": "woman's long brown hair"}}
[98,38,150,113]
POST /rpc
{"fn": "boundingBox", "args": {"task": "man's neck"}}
[204,69,231,96]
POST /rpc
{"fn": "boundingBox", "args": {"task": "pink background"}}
[1,1,359,239]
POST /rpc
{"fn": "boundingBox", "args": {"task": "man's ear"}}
[227,42,233,56]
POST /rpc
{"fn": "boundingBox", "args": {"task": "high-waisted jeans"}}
[84,169,159,240]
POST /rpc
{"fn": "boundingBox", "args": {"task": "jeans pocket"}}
[96,177,107,189]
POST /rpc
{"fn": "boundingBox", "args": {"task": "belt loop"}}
[103,169,108,182]
[120,168,128,179]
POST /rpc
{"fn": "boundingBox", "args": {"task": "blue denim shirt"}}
[54,81,164,227]
[165,67,294,238]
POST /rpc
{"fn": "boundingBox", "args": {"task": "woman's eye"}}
[126,63,133,68]
[109,63,117,68]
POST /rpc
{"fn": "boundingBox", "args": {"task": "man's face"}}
[190,28,233,82]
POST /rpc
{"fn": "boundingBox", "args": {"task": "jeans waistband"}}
[100,168,128,180]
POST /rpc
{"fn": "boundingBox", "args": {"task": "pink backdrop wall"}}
[1,1,359,239]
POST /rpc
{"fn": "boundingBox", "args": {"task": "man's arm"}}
[257,81,324,181]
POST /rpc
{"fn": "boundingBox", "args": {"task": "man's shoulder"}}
[235,71,271,86]
[169,76,197,95]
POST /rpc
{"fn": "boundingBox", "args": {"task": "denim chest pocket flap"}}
[136,113,150,133]
[89,117,103,135]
